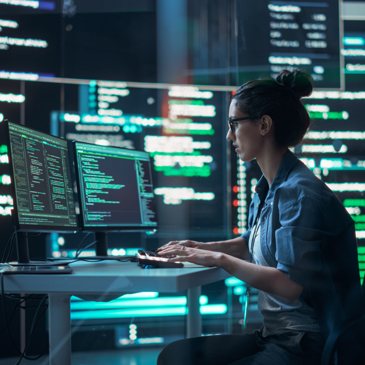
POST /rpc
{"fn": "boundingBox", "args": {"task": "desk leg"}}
[48,294,71,365]
[187,286,201,338]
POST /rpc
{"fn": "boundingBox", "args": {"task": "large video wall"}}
[0,0,364,348]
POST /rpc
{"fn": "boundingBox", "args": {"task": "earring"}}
[261,131,264,135]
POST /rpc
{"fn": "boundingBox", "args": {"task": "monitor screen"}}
[4,121,78,232]
[74,142,158,231]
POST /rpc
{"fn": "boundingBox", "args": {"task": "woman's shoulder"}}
[279,159,336,201]
[275,160,353,228]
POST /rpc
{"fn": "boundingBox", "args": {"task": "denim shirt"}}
[242,151,363,338]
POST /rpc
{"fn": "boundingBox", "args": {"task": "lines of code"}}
[76,144,157,228]
[9,123,77,228]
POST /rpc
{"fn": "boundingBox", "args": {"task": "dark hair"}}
[233,70,313,147]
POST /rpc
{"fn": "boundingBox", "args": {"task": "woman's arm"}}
[157,236,250,260]
[158,246,303,301]
[219,253,303,301]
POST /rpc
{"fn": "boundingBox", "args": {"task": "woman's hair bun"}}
[276,69,313,99]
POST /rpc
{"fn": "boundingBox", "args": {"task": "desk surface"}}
[2,261,230,297]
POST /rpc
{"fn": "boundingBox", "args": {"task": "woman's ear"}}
[259,115,273,136]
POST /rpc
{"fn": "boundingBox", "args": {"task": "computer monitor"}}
[73,141,158,256]
[2,121,78,264]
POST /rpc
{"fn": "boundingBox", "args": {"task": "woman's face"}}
[226,99,262,162]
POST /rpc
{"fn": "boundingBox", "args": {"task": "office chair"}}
[321,278,365,365]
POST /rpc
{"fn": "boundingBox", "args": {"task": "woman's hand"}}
[157,240,205,253]
[158,246,223,267]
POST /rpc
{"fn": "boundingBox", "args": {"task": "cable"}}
[75,239,98,258]
[75,232,92,258]
[0,301,22,336]
[24,233,42,238]
[15,295,48,365]
[2,231,16,263]
[1,273,49,362]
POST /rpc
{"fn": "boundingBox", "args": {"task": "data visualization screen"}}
[74,142,157,230]
[58,84,226,237]
[236,0,343,89]
[7,122,77,231]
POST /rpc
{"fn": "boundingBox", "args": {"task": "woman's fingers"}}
[158,246,189,257]
[157,240,180,251]
[157,240,200,252]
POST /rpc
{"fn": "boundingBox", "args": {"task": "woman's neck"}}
[256,146,288,187]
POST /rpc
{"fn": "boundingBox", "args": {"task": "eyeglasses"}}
[228,116,258,133]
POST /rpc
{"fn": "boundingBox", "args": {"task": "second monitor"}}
[73,142,158,257]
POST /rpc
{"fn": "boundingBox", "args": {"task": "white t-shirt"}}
[248,218,321,337]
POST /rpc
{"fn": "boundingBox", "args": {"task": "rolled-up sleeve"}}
[275,197,326,288]
[241,228,251,245]
[241,197,257,245]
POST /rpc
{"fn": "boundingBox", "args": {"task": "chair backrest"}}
[321,275,365,365]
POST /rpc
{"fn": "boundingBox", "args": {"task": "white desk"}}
[2,260,230,365]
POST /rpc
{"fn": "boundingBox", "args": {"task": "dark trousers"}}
[157,330,325,365]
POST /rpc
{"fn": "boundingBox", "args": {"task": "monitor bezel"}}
[3,120,79,233]
[73,140,158,233]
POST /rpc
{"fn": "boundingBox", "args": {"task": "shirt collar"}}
[255,150,298,201]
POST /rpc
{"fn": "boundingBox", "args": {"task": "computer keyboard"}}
[0,265,73,274]
[136,252,184,268]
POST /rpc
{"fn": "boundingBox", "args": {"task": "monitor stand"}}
[8,232,73,267]
[76,232,135,261]
[95,232,108,257]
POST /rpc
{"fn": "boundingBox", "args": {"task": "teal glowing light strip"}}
[71,295,209,309]
[71,292,159,301]
[71,307,187,320]
[71,297,187,310]
[71,304,226,320]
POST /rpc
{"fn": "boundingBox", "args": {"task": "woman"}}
[157,70,363,365]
